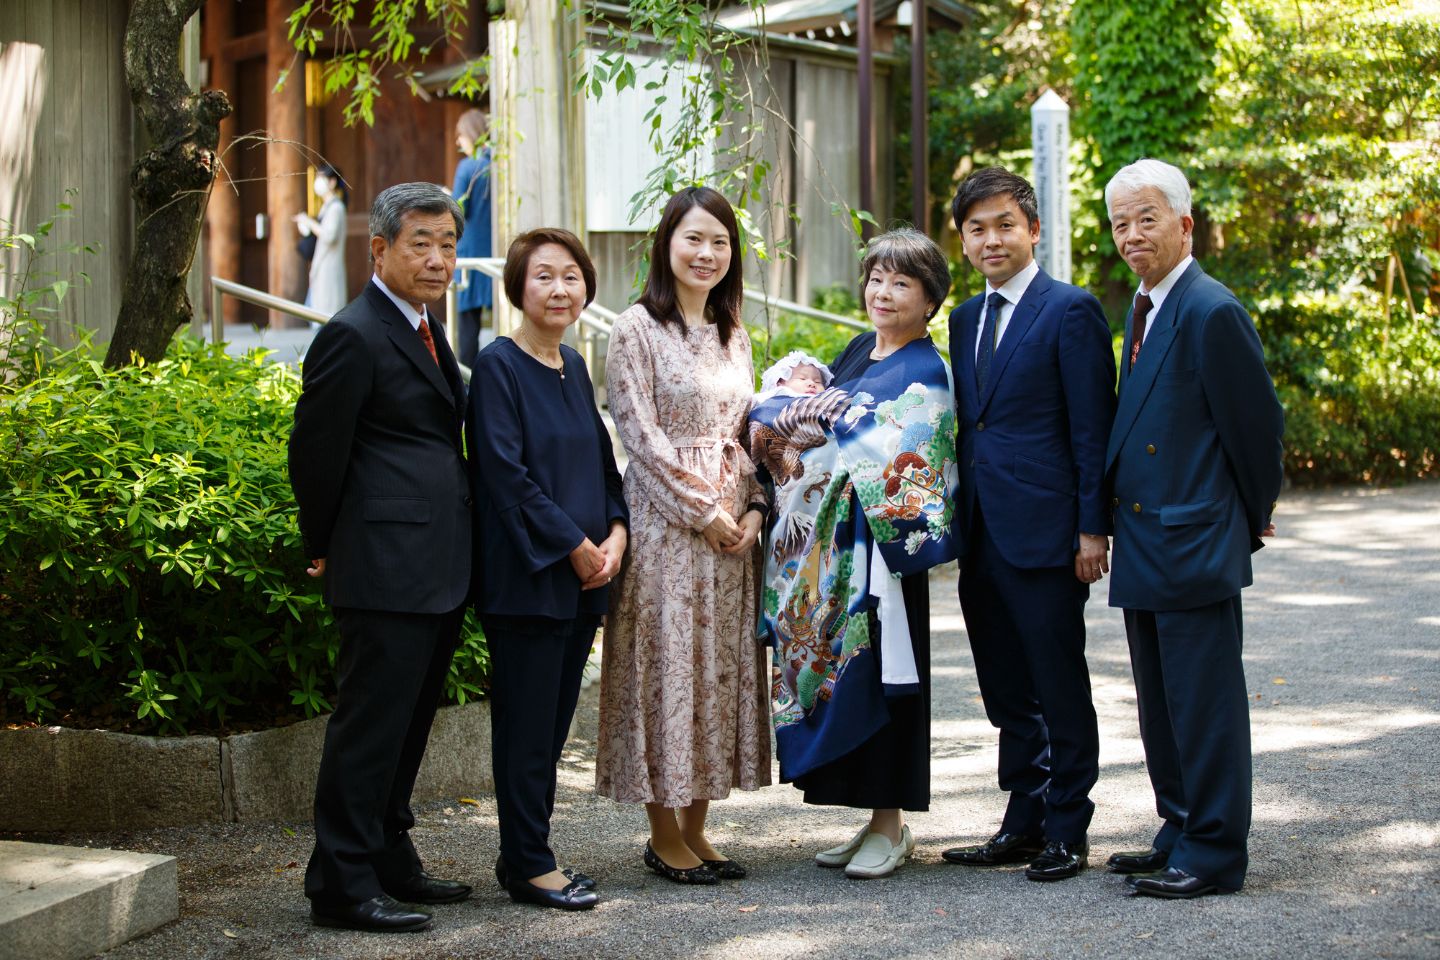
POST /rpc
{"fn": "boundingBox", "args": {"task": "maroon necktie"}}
[416,313,439,366]
[1129,293,1153,370]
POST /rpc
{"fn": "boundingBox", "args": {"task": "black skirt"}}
[793,571,931,811]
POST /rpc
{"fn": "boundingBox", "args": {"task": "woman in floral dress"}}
[596,187,772,884]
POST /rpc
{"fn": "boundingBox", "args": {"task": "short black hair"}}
[503,228,597,309]
[951,167,1039,232]
[858,228,952,321]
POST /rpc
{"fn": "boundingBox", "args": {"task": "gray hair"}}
[1104,158,1193,219]
[859,227,952,321]
[368,182,465,246]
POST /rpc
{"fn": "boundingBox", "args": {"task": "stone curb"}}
[0,700,494,831]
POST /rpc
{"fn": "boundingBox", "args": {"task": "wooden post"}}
[910,0,928,235]
[265,0,306,325]
[857,0,874,240]
[203,0,240,329]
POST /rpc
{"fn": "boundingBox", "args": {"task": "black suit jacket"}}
[289,280,473,613]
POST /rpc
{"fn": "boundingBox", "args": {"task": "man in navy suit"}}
[290,182,475,931]
[941,168,1117,882]
[1102,158,1284,899]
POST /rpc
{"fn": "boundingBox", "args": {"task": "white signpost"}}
[1030,90,1072,283]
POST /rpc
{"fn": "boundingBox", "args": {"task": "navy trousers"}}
[1124,594,1251,890]
[305,605,464,906]
[959,505,1099,844]
[483,615,596,879]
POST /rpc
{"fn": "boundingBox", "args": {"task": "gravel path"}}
[23,482,1440,959]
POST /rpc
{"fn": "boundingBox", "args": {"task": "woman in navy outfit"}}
[465,228,628,911]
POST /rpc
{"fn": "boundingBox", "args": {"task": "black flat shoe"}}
[495,856,597,891]
[702,858,747,880]
[644,843,718,885]
[1128,866,1237,899]
[382,871,472,904]
[1025,839,1088,881]
[1107,847,1170,874]
[310,895,432,932]
[942,831,1045,866]
[506,876,598,911]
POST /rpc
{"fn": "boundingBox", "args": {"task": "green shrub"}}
[1262,291,1440,485]
[0,334,489,734]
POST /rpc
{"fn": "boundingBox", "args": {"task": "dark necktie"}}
[1129,293,1153,370]
[975,291,1004,393]
[416,313,439,366]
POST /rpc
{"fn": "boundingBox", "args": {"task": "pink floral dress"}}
[594,305,773,806]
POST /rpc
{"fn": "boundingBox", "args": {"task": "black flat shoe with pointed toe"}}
[644,844,718,885]
[505,876,598,911]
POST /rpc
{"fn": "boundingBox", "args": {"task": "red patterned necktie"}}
[416,313,439,366]
[1129,293,1153,370]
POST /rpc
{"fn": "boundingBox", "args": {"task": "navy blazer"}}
[1106,261,1285,611]
[949,268,1117,569]
[289,280,473,614]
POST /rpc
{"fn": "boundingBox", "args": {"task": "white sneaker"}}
[814,825,871,868]
[844,825,915,879]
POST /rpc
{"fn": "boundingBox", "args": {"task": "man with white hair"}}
[1102,158,1284,899]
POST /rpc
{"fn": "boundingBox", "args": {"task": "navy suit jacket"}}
[289,280,473,614]
[949,267,1117,570]
[1106,260,1284,612]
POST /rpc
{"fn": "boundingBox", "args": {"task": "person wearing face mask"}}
[595,186,772,886]
[293,164,349,318]
[465,228,628,911]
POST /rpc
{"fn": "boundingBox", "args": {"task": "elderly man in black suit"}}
[289,182,474,932]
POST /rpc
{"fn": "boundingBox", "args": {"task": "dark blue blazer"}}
[949,267,1117,569]
[1105,261,1285,611]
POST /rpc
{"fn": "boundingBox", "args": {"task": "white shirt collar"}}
[1139,255,1193,313]
[372,273,426,331]
[984,258,1040,307]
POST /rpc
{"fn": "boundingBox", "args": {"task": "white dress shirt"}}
[372,273,427,331]
[975,259,1040,360]
[1136,254,1193,342]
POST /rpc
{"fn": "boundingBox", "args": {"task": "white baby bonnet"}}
[760,349,833,394]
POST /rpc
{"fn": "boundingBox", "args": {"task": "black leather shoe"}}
[1107,847,1170,874]
[703,858,748,880]
[1025,839,1088,881]
[506,876,598,911]
[495,856,597,891]
[644,843,718,885]
[311,895,432,932]
[942,831,1045,866]
[1128,866,1237,899]
[382,871,472,905]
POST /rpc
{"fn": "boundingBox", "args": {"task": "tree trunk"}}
[106,0,232,368]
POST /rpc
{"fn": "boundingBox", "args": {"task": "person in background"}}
[293,164,349,319]
[595,186,771,885]
[452,108,493,367]
[1103,158,1284,899]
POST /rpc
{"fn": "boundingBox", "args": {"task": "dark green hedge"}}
[0,335,488,734]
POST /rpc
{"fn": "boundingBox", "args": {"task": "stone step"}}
[0,842,177,960]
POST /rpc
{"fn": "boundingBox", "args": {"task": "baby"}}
[756,350,832,401]
[749,351,835,488]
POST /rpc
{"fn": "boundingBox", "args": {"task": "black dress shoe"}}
[1128,866,1237,899]
[495,856,597,891]
[1107,847,1170,874]
[506,876,598,911]
[942,831,1045,866]
[702,858,747,880]
[382,871,472,905]
[644,843,718,885]
[1025,839,1088,881]
[311,895,432,932]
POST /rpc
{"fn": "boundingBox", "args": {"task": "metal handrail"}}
[208,276,473,382]
[742,288,869,332]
